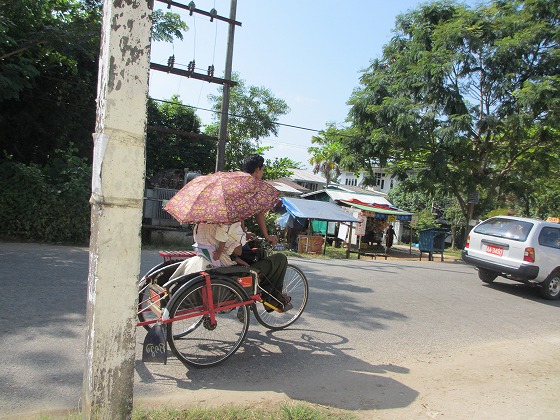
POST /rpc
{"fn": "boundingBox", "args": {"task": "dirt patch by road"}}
[134,334,560,419]
[358,245,461,263]
[354,334,560,419]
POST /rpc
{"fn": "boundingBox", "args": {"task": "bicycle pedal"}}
[263,301,283,313]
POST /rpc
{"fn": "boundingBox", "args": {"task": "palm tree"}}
[308,123,345,187]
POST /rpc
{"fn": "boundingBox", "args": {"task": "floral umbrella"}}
[164,171,280,224]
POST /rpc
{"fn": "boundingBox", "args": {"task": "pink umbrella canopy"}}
[164,171,280,224]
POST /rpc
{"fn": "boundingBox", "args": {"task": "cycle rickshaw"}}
[137,242,309,368]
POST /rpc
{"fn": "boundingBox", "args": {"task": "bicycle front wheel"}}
[167,278,250,368]
[253,264,308,330]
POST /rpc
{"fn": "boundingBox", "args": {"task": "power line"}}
[151,97,322,133]
[260,139,311,150]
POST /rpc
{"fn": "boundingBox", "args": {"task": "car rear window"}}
[473,218,534,242]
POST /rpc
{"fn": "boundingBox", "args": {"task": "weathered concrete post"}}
[83,0,152,418]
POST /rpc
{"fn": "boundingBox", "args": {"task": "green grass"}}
[443,248,462,259]
[279,244,463,261]
[133,402,357,419]
[273,243,359,260]
[41,402,357,420]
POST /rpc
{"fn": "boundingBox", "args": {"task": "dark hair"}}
[242,154,265,174]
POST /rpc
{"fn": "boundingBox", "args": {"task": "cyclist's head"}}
[242,154,265,176]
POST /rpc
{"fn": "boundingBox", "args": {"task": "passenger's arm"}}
[213,241,225,261]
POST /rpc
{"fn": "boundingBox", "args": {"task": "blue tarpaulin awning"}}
[281,197,358,223]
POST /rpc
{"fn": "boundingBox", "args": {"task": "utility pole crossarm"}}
[150,62,237,86]
[155,0,242,26]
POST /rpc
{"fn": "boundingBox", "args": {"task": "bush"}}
[0,149,91,243]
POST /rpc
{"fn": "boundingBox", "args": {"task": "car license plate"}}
[486,245,504,257]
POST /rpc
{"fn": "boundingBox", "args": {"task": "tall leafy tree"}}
[146,95,213,178]
[0,0,188,164]
[388,176,468,247]
[347,0,560,221]
[264,157,301,180]
[206,73,290,170]
[0,0,102,163]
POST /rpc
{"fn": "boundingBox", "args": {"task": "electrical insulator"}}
[187,60,195,72]
[188,1,195,15]
[210,8,217,22]
[207,65,214,77]
[167,0,172,9]
[167,55,175,68]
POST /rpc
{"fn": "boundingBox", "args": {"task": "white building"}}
[287,167,402,196]
[338,169,400,194]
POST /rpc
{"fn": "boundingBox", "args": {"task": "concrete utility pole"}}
[215,0,237,171]
[83,0,153,418]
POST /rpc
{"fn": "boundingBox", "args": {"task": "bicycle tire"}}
[166,278,250,368]
[253,264,308,330]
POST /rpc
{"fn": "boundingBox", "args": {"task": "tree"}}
[308,123,346,186]
[0,0,190,243]
[151,9,188,43]
[0,0,188,164]
[387,176,433,214]
[0,0,102,163]
[206,73,291,170]
[263,157,301,180]
[347,0,560,222]
[517,148,560,219]
[146,96,214,179]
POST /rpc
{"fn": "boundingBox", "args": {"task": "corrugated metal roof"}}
[287,168,327,184]
[302,189,391,205]
[275,177,309,192]
[335,184,388,197]
[267,180,303,194]
[340,200,413,219]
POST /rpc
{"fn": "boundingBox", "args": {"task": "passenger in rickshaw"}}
[192,221,249,267]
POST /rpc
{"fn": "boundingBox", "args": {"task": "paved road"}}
[1,242,559,418]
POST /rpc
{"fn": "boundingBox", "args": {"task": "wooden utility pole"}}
[83,0,152,417]
[216,0,238,171]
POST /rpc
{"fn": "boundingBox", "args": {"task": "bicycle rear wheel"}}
[253,264,308,330]
[167,278,250,368]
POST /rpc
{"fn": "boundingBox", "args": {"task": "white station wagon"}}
[462,216,560,300]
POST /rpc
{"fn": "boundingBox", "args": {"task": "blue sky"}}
[149,0,479,170]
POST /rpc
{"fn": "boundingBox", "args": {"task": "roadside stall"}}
[338,198,414,258]
[278,197,359,255]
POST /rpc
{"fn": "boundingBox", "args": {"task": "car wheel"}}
[539,270,560,300]
[478,268,497,283]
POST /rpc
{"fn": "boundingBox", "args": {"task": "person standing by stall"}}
[385,224,397,249]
